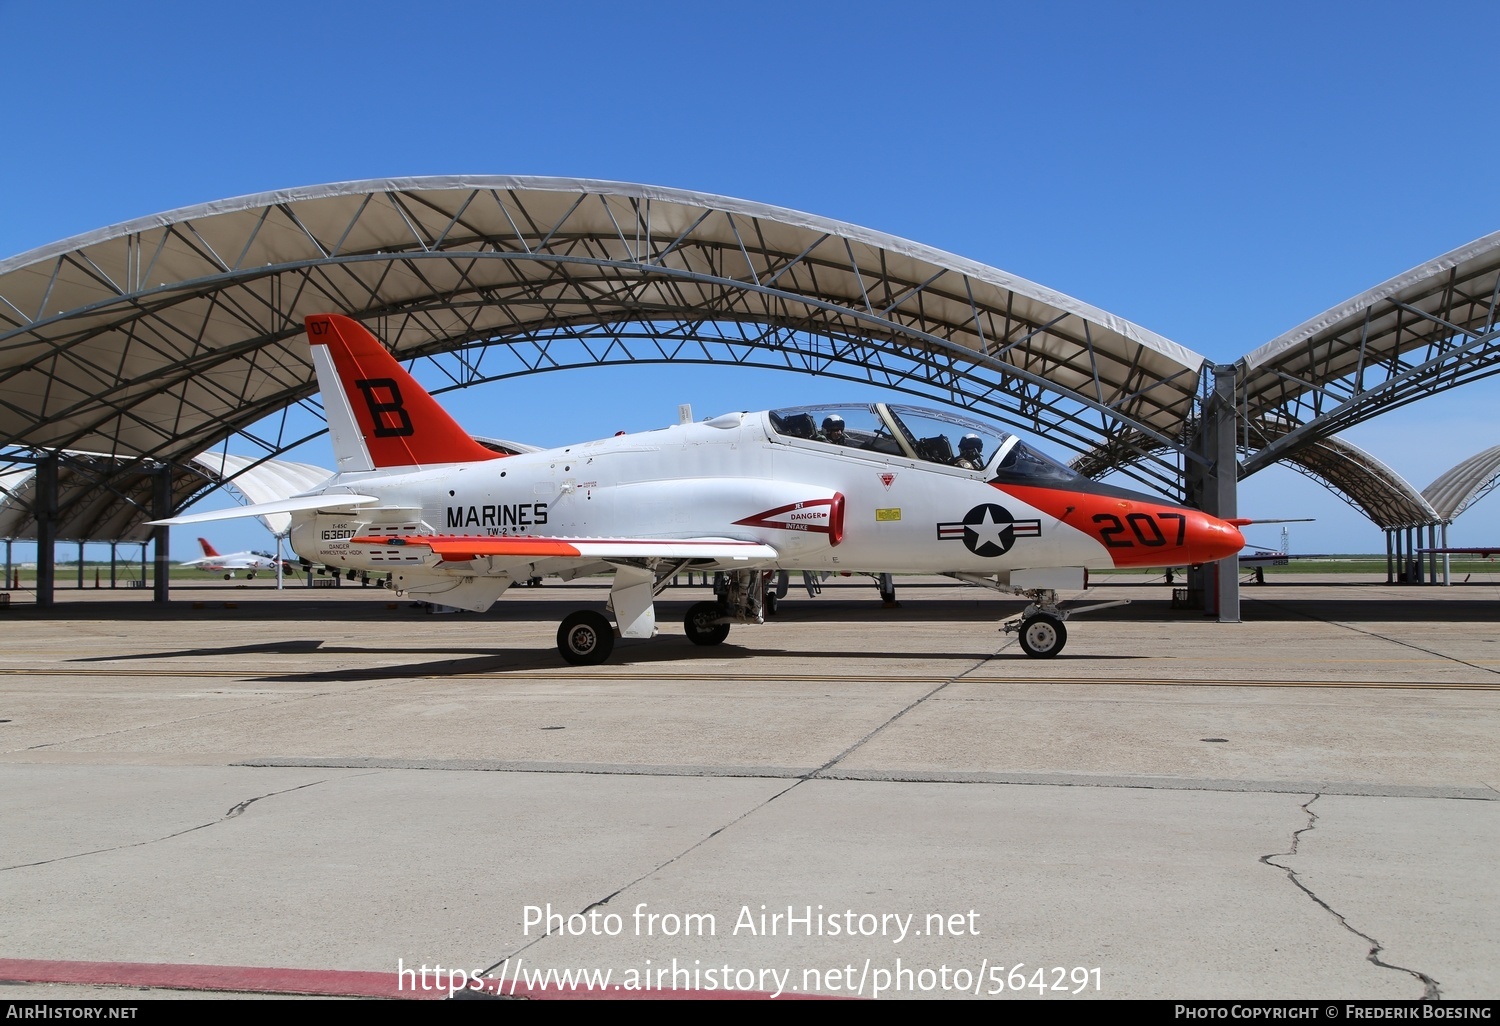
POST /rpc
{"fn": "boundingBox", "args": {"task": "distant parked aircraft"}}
[179,538,288,579]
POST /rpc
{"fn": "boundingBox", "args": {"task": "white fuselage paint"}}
[288,412,1117,586]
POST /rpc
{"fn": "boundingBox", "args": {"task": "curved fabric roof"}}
[0,177,1205,495]
[1072,428,1437,530]
[3,175,1497,547]
[0,453,328,543]
[187,452,331,536]
[1284,435,1437,530]
[1423,443,1500,521]
[1239,231,1500,474]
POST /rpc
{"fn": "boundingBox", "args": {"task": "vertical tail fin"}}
[305,314,502,471]
[197,537,219,557]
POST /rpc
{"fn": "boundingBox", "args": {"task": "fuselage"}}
[290,405,1243,578]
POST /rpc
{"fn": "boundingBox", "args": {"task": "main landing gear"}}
[557,610,614,665]
[684,602,731,646]
[553,566,766,665]
[683,569,763,647]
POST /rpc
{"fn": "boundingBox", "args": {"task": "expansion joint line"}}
[1260,794,1440,999]
[480,646,1008,978]
[0,778,332,872]
[1245,596,1500,678]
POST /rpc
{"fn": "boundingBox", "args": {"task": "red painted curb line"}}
[0,958,824,1000]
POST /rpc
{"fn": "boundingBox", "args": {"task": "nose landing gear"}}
[1014,613,1067,658]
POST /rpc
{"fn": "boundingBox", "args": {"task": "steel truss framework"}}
[1422,443,1500,522]
[1073,430,1437,532]
[1239,231,1500,475]
[0,178,1208,524]
[0,177,1497,588]
[0,450,282,545]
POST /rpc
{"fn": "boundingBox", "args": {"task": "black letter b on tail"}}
[355,378,414,437]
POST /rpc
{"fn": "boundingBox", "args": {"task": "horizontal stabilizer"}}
[147,494,380,527]
[352,534,778,563]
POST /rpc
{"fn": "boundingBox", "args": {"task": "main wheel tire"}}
[684,601,731,646]
[1018,614,1067,658]
[557,610,615,665]
[763,592,778,617]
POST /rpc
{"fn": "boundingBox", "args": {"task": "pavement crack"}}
[478,776,803,976]
[477,646,1008,977]
[1261,794,1441,999]
[805,643,1007,780]
[1,778,330,872]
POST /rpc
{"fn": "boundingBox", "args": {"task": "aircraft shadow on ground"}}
[243,644,1142,683]
[71,640,334,662]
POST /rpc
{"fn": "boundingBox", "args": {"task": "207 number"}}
[1092,512,1185,548]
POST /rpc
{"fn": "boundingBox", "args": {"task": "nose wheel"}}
[1016,614,1067,658]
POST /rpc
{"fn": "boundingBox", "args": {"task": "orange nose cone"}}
[1187,516,1245,563]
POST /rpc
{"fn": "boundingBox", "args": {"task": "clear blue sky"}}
[3,0,1498,560]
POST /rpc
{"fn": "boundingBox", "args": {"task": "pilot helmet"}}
[959,433,984,457]
[822,415,846,434]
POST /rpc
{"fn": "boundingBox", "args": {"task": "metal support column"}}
[36,455,57,608]
[1427,524,1437,584]
[152,468,171,604]
[1184,455,1210,609]
[1208,364,1240,623]
[1442,524,1451,586]
[1385,530,1395,583]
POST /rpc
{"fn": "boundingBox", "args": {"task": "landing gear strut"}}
[945,575,1128,660]
[1002,589,1071,658]
[555,561,773,664]
[682,569,767,647]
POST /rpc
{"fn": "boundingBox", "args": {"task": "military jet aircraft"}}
[178,537,287,579]
[151,314,1245,664]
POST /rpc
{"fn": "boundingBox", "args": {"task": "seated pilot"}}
[953,433,985,470]
[820,415,849,445]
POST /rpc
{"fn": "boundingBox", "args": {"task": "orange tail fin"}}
[197,537,220,557]
[305,314,502,471]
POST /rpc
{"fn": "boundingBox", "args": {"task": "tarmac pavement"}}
[0,574,1496,1000]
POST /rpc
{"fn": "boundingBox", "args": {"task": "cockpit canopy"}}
[767,403,1082,485]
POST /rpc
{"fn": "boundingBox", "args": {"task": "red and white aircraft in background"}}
[178,537,287,579]
[152,314,1245,664]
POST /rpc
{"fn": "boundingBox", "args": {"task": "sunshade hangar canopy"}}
[0,176,1207,500]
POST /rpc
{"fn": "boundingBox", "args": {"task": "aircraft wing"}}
[352,534,778,563]
[146,494,380,527]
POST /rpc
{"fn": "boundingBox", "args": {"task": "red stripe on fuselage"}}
[995,483,1244,567]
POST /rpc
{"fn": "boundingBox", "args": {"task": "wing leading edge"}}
[351,534,779,563]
